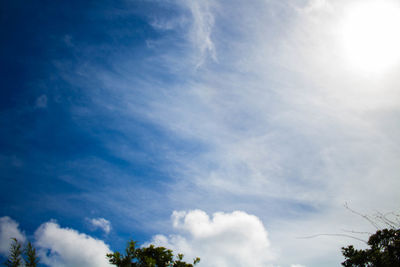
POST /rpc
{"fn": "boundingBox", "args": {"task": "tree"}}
[106,240,200,267]
[107,240,138,267]
[3,239,40,267]
[24,242,39,267]
[341,228,400,267]
[4,238,23,267]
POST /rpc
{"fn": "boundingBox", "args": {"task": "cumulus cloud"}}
[35,221,112,267]
[87,217,112,234]
[0,216,26,256]
[149,210,275,267]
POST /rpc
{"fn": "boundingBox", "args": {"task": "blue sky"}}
[1,0,400,266]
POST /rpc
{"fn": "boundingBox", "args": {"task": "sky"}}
[1,0,400,266]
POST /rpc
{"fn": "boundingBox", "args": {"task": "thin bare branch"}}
[299,204,399,246]
[341,229,373,235]
[297,233,368,244]
[344,202,380,230]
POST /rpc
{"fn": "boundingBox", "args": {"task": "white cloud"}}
[149,210,275,267]
[135,1,400,264]
[48,0,400,266]
[87,217,112,234]
[180,0,217,66]
[35,94,48,108]
[35,221,112,267]
[0,216,26,256]
[150,16,186,31]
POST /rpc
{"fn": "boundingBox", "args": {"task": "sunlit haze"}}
[339,0,400,74]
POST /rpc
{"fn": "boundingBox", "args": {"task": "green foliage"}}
[136,245,173,266]
[106,240,137,267]
[3,239,40,267]
[341,228,400,267]
[24,242,39,267]
[4,238,22,267]
[107,240,200,267]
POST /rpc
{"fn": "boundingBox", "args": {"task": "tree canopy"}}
[106,240,200,267]
[341,228,400,267]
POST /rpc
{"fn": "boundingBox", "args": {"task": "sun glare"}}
[339,0,400,74]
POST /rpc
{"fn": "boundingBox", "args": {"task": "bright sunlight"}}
[339,0,400,74]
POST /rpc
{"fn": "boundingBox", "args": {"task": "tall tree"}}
[4,238,23,267]
[23,242,39,267]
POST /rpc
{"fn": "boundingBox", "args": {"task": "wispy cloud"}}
[87,217,112,234]
[120,0,400,264]
[12,0,400,266]
[35,94,48,109]
[179,0,217,67]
